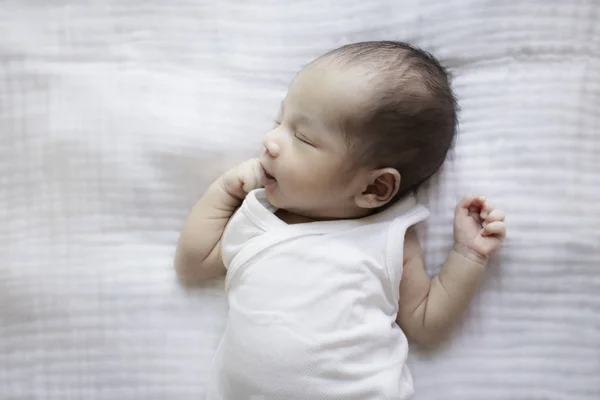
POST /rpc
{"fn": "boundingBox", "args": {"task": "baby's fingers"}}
[484,209,505,224]
[481,221,506,237]
[480,200,495,219]
[241,175,260,193]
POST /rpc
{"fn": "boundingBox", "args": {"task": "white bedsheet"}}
[1,1,599,399]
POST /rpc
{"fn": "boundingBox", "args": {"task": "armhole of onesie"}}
[384,205,430,305]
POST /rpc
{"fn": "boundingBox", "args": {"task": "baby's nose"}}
[262,137,280,157]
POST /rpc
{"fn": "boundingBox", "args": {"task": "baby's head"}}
[259,41,457,220]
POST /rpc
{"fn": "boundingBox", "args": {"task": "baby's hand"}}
[221,158,263,200]
[453,195,506,263]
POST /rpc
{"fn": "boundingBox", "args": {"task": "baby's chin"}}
[263,187,282,208]
[264,188,325,219]
[266,191,305,216]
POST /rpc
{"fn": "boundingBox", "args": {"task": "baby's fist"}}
[453,195,506,262]
[221,158,262,200]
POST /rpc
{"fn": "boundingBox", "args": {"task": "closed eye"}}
[295,134,314,147]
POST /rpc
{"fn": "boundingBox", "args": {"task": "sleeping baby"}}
[175,41,506,399]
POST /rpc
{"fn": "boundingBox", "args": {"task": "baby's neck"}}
[275,209,316,224]
[274,207,374,225]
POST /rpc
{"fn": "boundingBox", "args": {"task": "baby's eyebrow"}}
[294,114,315,128]
[279,101,318,131]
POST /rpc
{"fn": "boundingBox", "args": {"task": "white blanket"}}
[1,1,599,399]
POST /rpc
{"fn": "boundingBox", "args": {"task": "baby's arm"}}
[174,158,262,282]
[397,196,506,348]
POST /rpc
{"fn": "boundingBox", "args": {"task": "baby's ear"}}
[354,168,400,209]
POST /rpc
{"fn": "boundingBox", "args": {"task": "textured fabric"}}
[210,189,428,399]
[1,1,599,399]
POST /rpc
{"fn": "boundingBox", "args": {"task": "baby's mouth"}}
[260,166,277,186]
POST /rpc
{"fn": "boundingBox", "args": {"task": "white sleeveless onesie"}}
[206,189,429,400]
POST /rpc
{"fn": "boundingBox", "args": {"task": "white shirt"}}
[207,189,429,400]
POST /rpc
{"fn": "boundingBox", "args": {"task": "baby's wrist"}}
[453,243,488,265]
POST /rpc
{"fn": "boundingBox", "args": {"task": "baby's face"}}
[259,61,374,219]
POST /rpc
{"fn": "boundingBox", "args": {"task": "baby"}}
[175,41,506,400]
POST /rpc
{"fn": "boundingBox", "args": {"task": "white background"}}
[1,1,599,399]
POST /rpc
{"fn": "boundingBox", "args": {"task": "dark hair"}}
[320,41,458,202]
